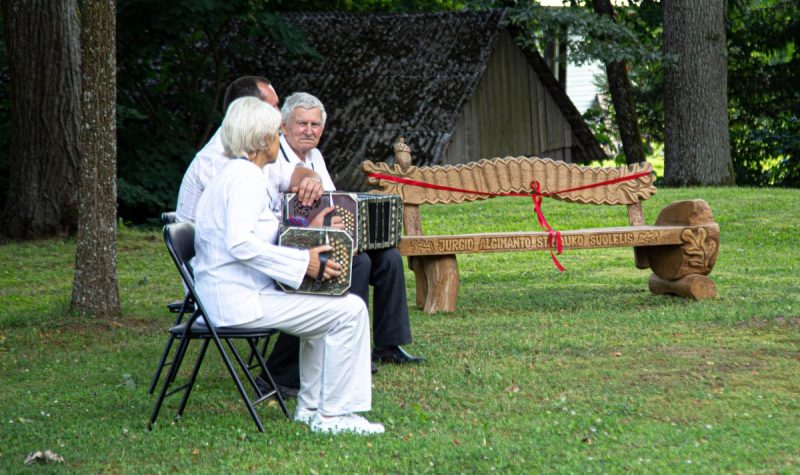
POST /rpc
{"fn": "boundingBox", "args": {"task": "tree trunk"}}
[1,0,81,239]
[592,0,647,165]
[71,0,120,318]
[663,0,735,185]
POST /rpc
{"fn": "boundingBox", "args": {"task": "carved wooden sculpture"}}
[361,139,720,313]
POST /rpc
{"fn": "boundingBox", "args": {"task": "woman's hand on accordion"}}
[306,245,342,281]
[309,207,345,230]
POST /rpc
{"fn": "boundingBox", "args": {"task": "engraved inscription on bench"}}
[478,235,546,251]
[396,226,716,257]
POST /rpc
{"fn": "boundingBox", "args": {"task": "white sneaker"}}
[310,413,385,435]
[294,406,316,425]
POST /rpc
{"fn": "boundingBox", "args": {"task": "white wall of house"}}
[566,60,603,114]
[538,0,618,114]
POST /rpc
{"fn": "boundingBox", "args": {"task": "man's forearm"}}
[289,167,321,190]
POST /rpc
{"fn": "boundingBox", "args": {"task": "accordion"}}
[282,192,403,253]
[277,226,354,296]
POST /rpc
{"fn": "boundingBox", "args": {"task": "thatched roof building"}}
[228,9,605,190]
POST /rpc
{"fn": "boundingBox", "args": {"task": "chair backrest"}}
[164,222,196,288]
[163,222,217,332]
[162,211,177,225]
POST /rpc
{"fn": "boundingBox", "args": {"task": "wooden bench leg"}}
[409,255,460,313]
[408,256,428,310]
[648,273,717,299]
[645,200,720,299]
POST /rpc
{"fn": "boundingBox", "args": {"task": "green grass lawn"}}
[1,187,798,473]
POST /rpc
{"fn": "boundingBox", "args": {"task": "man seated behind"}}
[176,76,323,224]
[261,92,424,394]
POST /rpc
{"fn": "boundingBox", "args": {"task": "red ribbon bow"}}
[530,180,565,271]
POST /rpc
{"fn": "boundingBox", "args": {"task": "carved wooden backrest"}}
[361,139,656,207]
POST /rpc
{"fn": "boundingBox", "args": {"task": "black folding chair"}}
[147,211,193,395]
[148,222,291,432]
[149,211,268,393]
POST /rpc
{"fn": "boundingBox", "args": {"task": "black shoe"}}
[255,376,299,398]
[372,346,425,364]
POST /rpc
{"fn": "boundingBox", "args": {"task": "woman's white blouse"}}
[193,159,310,327]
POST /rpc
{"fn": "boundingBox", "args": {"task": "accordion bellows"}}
[282,192,403,253]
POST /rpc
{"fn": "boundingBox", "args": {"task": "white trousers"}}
[233,292,371,417]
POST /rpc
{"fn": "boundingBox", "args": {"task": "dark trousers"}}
[266,248,412,388]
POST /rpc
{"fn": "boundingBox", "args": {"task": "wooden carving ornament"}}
[362,155,656,206]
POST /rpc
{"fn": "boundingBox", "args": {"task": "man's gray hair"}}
[221,97,282,158]
[281,92,327,127]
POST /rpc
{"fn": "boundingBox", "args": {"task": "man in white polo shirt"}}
[177,77,280,223]
[261,92,423,394]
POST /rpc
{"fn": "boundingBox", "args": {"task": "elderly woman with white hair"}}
[193,96,384,435]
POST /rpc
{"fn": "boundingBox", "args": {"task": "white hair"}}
[281,92,327,127]
[221,97,282,158]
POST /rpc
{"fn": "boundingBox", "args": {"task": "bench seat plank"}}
[397,224,719,256]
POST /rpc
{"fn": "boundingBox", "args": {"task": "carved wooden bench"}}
[361,139,720,313]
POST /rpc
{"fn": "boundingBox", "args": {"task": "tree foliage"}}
[509,0,663,66]
[115,1,298,222]
[514,0,797,186]
[590,0,646,166]
[508,0,663,165]
[727,0,799,186]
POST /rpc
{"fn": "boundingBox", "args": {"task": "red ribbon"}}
[368,170,652,272]
[529,180,565,271]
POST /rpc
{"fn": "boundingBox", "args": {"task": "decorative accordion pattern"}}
[277,227,353,296]
[282,192,403,253]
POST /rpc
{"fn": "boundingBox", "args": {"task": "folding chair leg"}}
[239,338,265,392]
[259,336,270,358]
[148,335,192,430]
[148,334,177,394]
[234,338,280,400]
[163,331,194,391]
[175,339,210,419]
[246,338,291,418]
[149,297,193,394]
[210,335,266,432]
[246,334,272,369]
